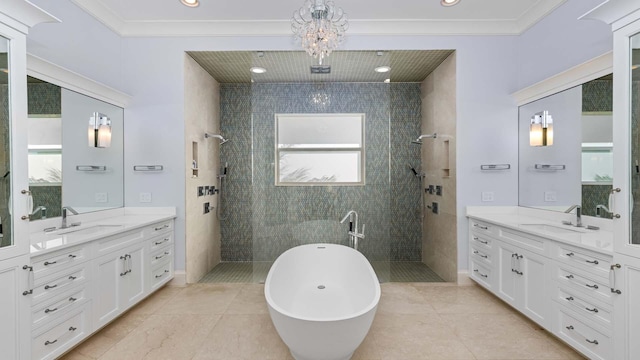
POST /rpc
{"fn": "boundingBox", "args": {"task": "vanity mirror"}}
[27,75,124,220]
[518,74,613,218]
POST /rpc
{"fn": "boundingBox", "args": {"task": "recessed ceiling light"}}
[441,0,460,6]
[384,79,391,83]
[250,67,267,74]
[180,0,199,8]
[375,66,390,73]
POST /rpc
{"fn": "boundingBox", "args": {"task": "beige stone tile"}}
[99,314,220,360]
[58,350,96,360]
[225,283,268,315]
[378,283,436,314]
[155,283,242,315]
[371,314,475,360]
[441,313,576,359]
[192,314,288,360]
[100,312,149,342]
[71,334,116,359]
[352,332,382,360]
[126,285,183,316]
[415,285,514,315]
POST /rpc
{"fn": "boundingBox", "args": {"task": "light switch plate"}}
[139,192,152,203]
[544,191,557,202]
[95,192,108,203]
[481,192,494,202]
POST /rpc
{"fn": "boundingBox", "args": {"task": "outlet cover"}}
[544,191,557,202]
[95,192,108,203]
[139,192,152,203]
[481,192,494,202]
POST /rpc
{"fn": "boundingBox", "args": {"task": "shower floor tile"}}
[199,261,444,283]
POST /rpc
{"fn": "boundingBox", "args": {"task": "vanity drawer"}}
[95,228,145,256]
[469,220,498,237]
[470,260,492,289]
[553,283,612,329]
[553,243,611,279]
[149,232,174,252]
[32,285,89,330]
[554,264,612,305]
[555,306,612,360]
[470,232,493,250]
[150,259,173,291]
[32,302,90,360]
[144,220,173,237]
[149,245,173,268]
[470,244,492,266]
[498,228,546,254]
[32,245,90,281]
[32,264,89,305]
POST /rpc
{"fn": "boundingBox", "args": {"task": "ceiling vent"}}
[310,65,331,74]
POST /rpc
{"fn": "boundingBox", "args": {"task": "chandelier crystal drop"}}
[291,0,348,65]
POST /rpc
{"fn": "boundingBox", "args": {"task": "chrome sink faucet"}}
[61,206,80,229]
[564,205,583,227]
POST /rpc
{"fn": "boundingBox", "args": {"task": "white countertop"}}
[30,208,176,257]
[466,206,613,254]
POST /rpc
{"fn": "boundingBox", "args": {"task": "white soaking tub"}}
[264,243,380,360]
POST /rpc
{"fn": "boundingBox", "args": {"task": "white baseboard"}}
[457,270,474,286]
[168,270,186,287]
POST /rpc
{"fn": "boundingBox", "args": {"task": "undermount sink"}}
[519,223,584,234]
[53,224,124,236]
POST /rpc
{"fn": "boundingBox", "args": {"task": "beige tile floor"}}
[60,283,585,360]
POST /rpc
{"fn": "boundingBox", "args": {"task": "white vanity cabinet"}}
[29,216,175,360]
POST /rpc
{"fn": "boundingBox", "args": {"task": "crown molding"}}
[580,0,640,31]
[0,0,59,34]
[27,54,132,108]
[511,51,612,106]
[71,0,566,37]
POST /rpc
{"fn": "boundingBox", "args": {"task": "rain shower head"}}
[411,133,437,144]
[205,133,229,145]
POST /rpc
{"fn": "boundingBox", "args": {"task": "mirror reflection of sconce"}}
[88,112,111,148]
[530,110,553,147]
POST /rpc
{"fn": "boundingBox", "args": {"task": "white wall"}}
[23,0,613,273]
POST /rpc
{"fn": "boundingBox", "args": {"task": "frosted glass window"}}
[581,143,613,183]
[28,147,62,185]
[276,114,365,185]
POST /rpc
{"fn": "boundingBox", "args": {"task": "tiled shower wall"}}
[220,82,422,262]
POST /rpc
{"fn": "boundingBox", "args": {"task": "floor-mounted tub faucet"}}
[340,210,365,250]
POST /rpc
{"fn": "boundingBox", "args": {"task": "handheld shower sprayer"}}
[205,133,229,145]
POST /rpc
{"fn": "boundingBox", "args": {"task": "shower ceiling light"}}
[441,0,460,6]
[291,0,349,65]
[180,0,199,7]
[250,67,267,74]
[530,110,553,147]
[375,66,391,73]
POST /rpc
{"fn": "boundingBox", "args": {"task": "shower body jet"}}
[204,133,229,145]
[411,133,437,144]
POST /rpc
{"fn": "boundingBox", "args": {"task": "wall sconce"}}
[530,110,553,146]
[88,112,111,148]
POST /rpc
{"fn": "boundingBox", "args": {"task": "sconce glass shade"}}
[88,112,111,148]
[530,111,553,146]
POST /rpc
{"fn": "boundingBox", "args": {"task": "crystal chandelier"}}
[291,0,348,65]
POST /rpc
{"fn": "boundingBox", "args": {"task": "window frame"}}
[274,113,366,187]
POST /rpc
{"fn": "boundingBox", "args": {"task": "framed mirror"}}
[27,75,124,220]
[518,74,613,218]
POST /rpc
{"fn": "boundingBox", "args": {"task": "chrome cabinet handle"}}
[610,264,622,294]
[44,284,57,290]
[154,224,169,231]
[155,269,169,279]
[566,252,574,257]
[44,261,57,266]
[473,269,488,278]
[119,255,128,276]
[565,275,574,279]
[155,251,170,260]
[473,224,488,230]
[565,325,599,345]
[44,326,78,346]
[586,339,599,345]
[586,259,599,264]
[473,236,488,244]
[68,275,77,281]
[46,296,78,314]
[565,296,574,301]
[585,283,599,289]
[44,307,58,314]
[44,339,57,346]
[586,307,599,313]
[473,250,488,259]
[22,265,33,296]
[154,238,170,245]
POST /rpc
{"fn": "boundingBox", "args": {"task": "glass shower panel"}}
[0,36,12,249]
[249,52,392,282]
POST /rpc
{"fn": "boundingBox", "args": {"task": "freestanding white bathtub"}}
[265,243,381,360]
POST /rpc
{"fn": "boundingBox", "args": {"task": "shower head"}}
[412,133,437,144]
[205,133,229,145]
